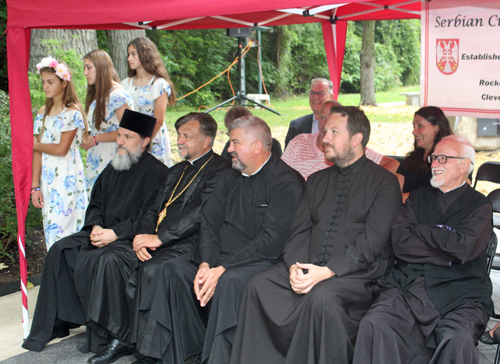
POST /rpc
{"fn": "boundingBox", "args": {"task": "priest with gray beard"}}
[68,109,171,363]
[23,109,168,354]
[230,106,402,364]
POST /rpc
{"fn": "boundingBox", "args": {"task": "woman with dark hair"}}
[31,57,89,250]
[81,49,133,197]
[397,106,453,200]
[122,37,177,166]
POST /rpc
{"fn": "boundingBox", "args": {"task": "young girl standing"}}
[31,57,88,250]
[121,37,176,166]
[81,49,133,196]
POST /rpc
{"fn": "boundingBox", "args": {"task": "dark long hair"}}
[84,49,120,131]
[127,37,177,107]
[402,106,453,173]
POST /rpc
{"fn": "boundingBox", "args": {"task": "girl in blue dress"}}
[121,37,176,166]
[81,49,133,197]
[31,57,89,250]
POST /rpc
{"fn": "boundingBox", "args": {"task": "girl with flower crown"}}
[80,49,133,197]
[31,57,89,250]
[121,37,176,166]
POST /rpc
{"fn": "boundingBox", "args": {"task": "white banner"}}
[421,0,500,118]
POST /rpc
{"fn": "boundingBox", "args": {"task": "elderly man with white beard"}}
[22,109,169,355]
[353,135,493,364]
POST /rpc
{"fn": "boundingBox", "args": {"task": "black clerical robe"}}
[126,151,232,346]
[71,152,168,353]
[134,153,305,364]
[353,184,493,364]
[22,152,168,353]
[230,156,402,364]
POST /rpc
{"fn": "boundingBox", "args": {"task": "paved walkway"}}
[1,270,500,363]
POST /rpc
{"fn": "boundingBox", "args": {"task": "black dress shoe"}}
[480,323,500,345]
[87,338,131,364]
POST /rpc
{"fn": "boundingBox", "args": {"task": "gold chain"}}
[155,155,214,232]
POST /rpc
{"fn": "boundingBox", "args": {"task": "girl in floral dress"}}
[31,57,89,250]
[80,49,133,197]
[121,37,176,166]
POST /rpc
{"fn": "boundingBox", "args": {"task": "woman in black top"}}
[397,106,452,201]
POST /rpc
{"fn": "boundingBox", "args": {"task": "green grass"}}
[165,85,421,129]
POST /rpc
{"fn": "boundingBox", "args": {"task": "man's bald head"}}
[430,135,475,191]
[440,135,475,174]
[319,100,342,129]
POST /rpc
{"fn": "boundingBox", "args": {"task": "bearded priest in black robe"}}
[353,136,493,364]
[74,112,232,364]
[22,109,168,353]
[132,116,305,364]
[229,106,402,364]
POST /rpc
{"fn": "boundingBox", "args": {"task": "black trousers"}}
[352,279,489,364]
[135,254,272,364]
[22,231,89,352]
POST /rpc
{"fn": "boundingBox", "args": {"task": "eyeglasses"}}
[308,91,326,97]
[427,154,468,164]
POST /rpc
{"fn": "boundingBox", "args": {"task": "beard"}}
[324,142,356,167]
[230,152,247,172]
[111,144,142,171]
[430,170,444,188]
[178,145,191,161]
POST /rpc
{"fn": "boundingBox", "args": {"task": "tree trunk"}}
[106,29,146,81]
[360,21,377,106]
[29,29,98,73]
[274,26,293,98]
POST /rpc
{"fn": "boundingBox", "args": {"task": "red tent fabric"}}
[5,0,420,336]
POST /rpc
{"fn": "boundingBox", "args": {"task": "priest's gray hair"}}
[174,112,218,147]
[229,116,272,152]
[442,135,475,174]
[329,106,371,148]
[311,78,334,96]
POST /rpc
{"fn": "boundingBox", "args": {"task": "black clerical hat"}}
[119,109,156,138]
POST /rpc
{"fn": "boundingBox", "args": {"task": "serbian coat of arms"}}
[436,39,459,75]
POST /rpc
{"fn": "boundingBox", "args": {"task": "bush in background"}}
[0,90,43,261]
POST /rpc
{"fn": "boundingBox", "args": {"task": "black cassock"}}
[230,156,402,364]
[353,184,493,364]
[134,154,305,364]
[73,152,169,352]
[22,152,168,352]
[79,150,232,350]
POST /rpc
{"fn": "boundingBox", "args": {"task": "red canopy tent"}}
[6,0,420,335]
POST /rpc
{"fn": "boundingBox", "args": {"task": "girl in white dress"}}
[121,37,176,166]
[31,57,89,250]
[80,49,133,197]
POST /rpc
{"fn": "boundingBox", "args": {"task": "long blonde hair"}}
[40,62,89,141]
[127,37,177,107]
[84,49,120,131]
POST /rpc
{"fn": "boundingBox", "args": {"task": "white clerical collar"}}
[242,154,272,177]
[188,149,211,165]
[440,181,466,194]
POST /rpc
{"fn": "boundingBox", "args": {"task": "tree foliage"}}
[342,19,420,93]
[0,6,420,100]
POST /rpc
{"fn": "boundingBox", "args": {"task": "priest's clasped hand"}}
[90,225,118,248]
[194,263,226,307]
[289,262,335,294]
[133,234,162,261]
